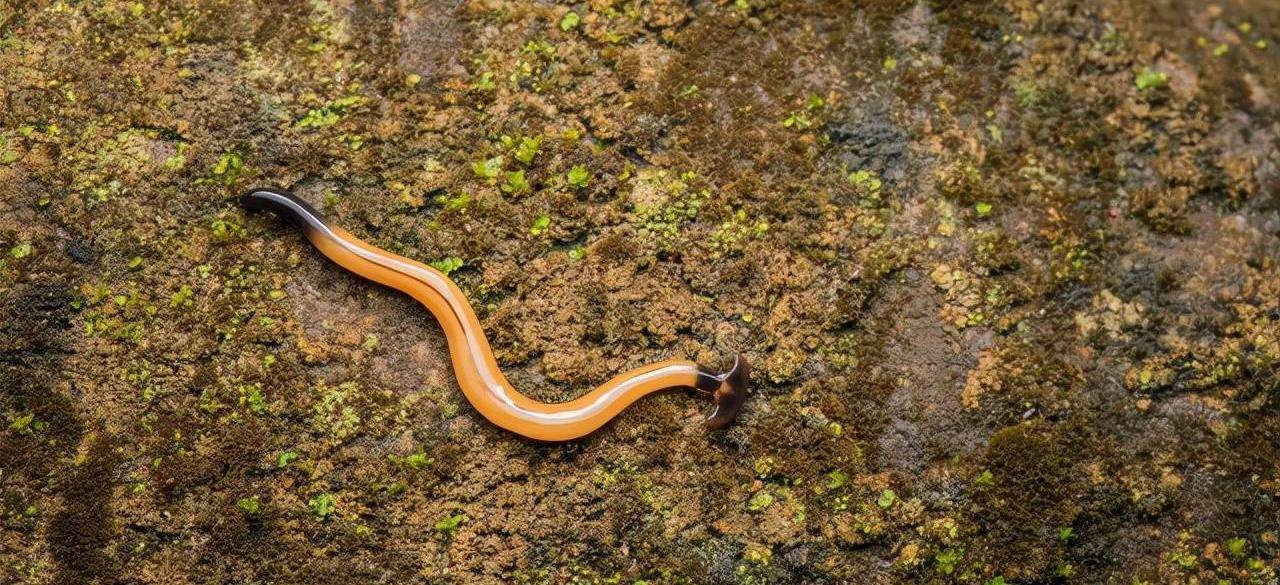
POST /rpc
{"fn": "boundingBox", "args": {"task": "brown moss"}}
[966,421,1089,580]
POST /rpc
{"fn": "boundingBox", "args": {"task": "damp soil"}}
[2,1,1280,583]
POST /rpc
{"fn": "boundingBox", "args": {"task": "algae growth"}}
[2,0,1280,583]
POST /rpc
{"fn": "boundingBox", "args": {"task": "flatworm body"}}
[242,188,747,441]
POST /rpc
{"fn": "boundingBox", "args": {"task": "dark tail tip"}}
[703,354,749,429]
[241,188,278,211]
[240,188,327,231]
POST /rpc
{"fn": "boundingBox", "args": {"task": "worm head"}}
[699,354,749,429]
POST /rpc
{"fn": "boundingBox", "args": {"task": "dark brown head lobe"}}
[699,354,749,429]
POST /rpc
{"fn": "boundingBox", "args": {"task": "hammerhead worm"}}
[241,188,748,441]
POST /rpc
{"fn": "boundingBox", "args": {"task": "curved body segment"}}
[241,188,747,441]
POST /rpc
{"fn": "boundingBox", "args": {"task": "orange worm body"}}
[242,188,747,441]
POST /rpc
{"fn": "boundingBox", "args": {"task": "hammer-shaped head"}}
[698,354,749,429]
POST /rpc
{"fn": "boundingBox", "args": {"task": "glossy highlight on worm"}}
[241,188,748,441]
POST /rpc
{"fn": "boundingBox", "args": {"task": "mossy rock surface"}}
[2,1,1280,583]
